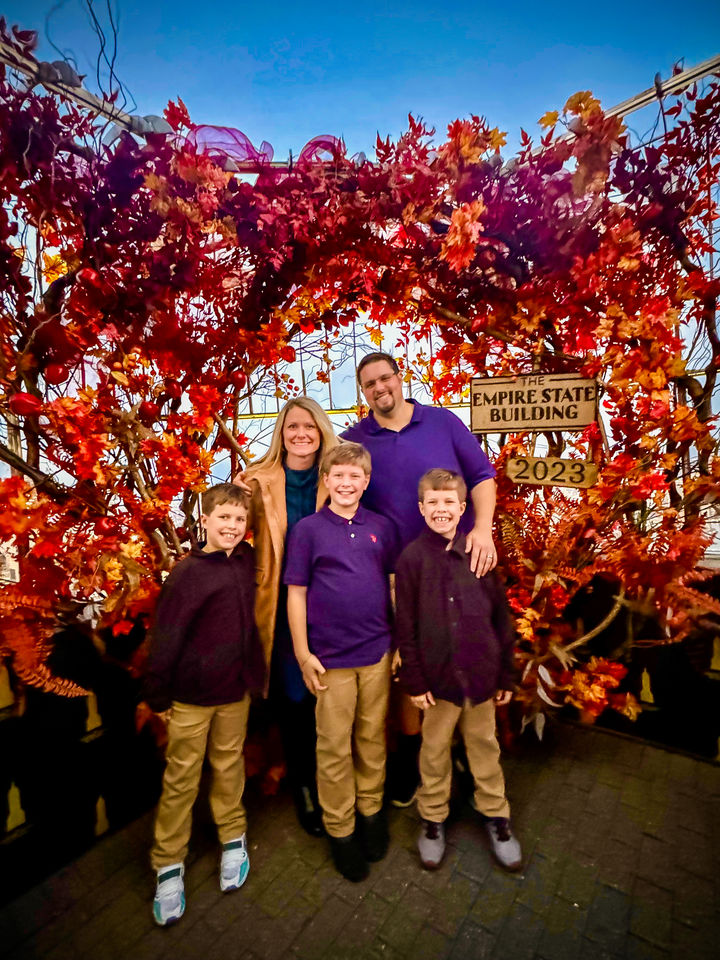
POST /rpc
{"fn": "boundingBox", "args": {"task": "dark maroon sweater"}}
[144,542,266,713]
[395,529,515,706]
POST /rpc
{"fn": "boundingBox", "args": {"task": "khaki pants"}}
[315,653,390,838]
[151,697,250,869]
[417,697,510,824]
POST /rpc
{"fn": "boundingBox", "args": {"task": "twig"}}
[213,413,249,465]
[563,587,627,654]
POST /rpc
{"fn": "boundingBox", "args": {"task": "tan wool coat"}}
[247,460,329,675]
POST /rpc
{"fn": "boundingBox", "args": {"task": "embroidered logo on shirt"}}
[370,534,377,543]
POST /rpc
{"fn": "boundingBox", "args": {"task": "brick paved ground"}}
[1,721,718,960]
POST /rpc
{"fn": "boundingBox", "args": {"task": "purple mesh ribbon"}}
[297,135,345,164]
[187,125,274,164]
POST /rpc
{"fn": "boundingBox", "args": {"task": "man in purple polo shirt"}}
[341,352,497,568]
[342,352,499,806]
[285,442,396,883]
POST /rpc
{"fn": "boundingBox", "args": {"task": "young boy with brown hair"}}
[284,442,396,882]
[395,469,522,872]
[144,483,266,925]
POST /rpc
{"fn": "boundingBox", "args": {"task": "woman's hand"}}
[232,469,252,495]
[300,653,328,694]
[494,689,513,707]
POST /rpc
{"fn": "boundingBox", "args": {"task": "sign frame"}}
[470,372,599,434]
[505,456,599,489]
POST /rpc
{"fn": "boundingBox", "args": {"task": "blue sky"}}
[6,2,720,158]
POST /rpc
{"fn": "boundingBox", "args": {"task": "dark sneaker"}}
[329,834,369,882]
[387,733,421,808]
[220,835,249,892]
[357,809,389,862]
[417,820,445,870]
[483,817,522,871]
[153,863,185,926]
[293,785,325,838]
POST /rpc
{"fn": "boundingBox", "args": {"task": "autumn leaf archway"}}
[1,24,719,722]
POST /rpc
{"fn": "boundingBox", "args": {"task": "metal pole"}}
[1,38,716,168]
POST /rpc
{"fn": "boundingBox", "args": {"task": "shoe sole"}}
[365,849,389,863]
[486,844,522,872]
[153,902,185,927]
[419,856,444,870]
[153,912,183,927]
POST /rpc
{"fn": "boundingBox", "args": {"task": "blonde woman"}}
[239,397,337,835]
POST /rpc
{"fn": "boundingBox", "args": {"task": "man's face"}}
[324,463,370,511]
[202,501,248,555]
[359,360,404,417]
[419,488,466,540]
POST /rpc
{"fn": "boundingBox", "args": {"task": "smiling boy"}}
[144,483,266,925]
[284,443,396,881]
[395,469,522,872]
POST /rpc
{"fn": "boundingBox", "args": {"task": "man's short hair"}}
[202,482,250,516]
[356,351,399,386]
[321,442,372,477]
[418,469,467,502]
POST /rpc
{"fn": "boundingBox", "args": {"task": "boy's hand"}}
[391,649,402,676]
[300,654,328,693]
[410,691,436,710]
[494,689,512,707]
[465,528,497,578]
[135,701,171,730]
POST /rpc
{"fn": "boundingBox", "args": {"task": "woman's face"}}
[282,408,321,464]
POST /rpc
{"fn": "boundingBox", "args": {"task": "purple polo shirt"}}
[342,401,496,550]
[284,505,396,669]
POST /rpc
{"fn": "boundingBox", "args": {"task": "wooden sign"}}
[471,373,598,433]
[506,456,598,489]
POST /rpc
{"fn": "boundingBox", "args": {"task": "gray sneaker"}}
[417,819,445,870]
[484,817,522,871]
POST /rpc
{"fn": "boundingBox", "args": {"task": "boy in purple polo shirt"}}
[285,442,396,882]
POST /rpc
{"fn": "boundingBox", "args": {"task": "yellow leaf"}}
[564,91,602,118]
[42,253,68,284]
[488,128,507,150]
[538,110,559,129]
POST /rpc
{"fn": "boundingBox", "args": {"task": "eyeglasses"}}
[360,372,398,391]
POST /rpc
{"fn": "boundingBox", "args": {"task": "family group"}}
[142,352,522,927]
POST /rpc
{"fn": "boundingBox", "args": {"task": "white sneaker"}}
[220,834,249,892]
[153,863,185,926]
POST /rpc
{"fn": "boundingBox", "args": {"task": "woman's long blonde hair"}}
[244,396,338,477]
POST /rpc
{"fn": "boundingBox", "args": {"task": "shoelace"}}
[157,870,183,899]
[488,818,511,842]
[222,843,248,876]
